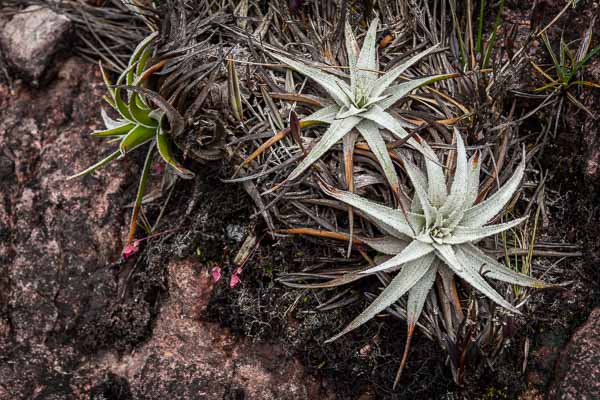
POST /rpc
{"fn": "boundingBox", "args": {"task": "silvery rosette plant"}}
[311,132,551,384]
[70,32,193,244]
[269,18,451,196]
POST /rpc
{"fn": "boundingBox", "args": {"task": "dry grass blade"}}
[228,58,243,122]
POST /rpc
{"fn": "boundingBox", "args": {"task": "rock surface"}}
[0,6,71,83]
[0,59,329,399]
[548,308,600,400]
[0,57,135,400]
[97,258,330,399]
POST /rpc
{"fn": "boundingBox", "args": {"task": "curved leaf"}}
[439,131,468,218]
[113,63,140,122]
[360,240,434,274]
[435,244,521,314]
[369,44,440,98]
[345,21,359,90]
[136,46,153,77]
[287,116,361,182]
[446,217,528,244]
[119,125,155,154]
[67,149,120,180]
[127,144,155,243]
[356,119,400,195]
[156,125,194,179]
[128,92,158,128]
[113,85,185,138]
[407,263,438,327]
[378,74,454,110]
[321,182,417,238]
[420,139,447,208]
[270,51,352,107]
[114,89,134,122]
[300,104,340,125]
[401,155,435,227]
[463,151,482,209]
[356,17,380,90]
[100,108,126,129]
[461,243,550,288]
[461,150,526,227]
[360,236,408,255]
[395,261,437,387]
[127,31,158,86]
[99,62,116,100]
[361,105,420,148]
[92,122,134,137]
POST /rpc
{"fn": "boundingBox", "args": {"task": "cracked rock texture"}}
[548,308,600,400]
[0,58,330,399]
[0,6,71,83]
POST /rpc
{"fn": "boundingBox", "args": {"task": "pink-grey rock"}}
[548,307,600,400]
[82,258,333,399]
[0,6,71,83]
[0,57,136,398]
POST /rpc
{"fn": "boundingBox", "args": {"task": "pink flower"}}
[211,266,222,282]
[229,273,241,288]
[122,240,140,260]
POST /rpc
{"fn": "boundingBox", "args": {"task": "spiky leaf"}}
[461,152,526,227]
[356,119,400,194]
[270,52,352,107]
[326,253,436,342]
[360,241,434,274]
[287,116,361,181]
[369,44,440,98]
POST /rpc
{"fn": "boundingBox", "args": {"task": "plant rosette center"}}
[268,17,450,190]
[335,87,390,119]
[417,218,455,244]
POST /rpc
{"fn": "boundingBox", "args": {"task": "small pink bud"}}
[229,273,241,288]
[211,266,222,282]
[152,161,165,175]
[122,240,140,260]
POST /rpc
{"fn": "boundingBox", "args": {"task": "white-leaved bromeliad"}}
[319,131,553,386]
[269,18,452,198]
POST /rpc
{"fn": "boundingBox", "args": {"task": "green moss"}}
[481,385,509,400]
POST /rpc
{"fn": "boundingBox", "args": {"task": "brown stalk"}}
[275,228,362,244]
[237,128,290,170]
[354,144,403,163]
[270,92,323,107]
[435,276,455,334]
[393,324,415,389]
[343,131,359,256]
[236,120,316,174]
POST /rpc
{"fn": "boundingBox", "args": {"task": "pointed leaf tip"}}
[461,151,527,227]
